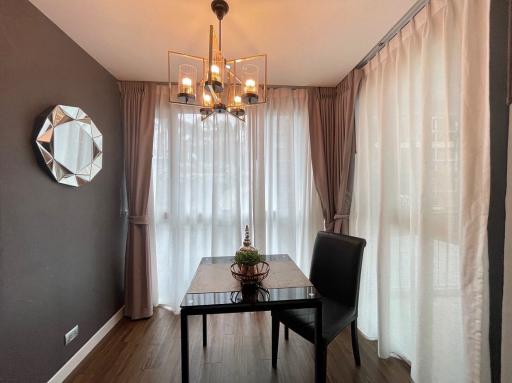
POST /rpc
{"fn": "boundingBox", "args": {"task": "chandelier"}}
[168,0,267,122]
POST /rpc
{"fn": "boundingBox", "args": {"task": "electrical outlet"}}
[64,325,79,346]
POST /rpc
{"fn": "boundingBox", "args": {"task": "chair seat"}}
[274,297,357,344]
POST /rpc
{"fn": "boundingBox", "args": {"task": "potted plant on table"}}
[235,248,262,276]
[231,225,269,285]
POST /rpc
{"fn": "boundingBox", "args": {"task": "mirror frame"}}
[34,105,103,187]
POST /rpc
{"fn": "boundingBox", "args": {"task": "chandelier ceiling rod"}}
[211,0,229,50]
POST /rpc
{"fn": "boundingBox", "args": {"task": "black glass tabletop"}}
[181,254,320,309]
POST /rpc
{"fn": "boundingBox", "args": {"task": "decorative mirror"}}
[35,105,103,187]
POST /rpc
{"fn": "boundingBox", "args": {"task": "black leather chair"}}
[271,231,366,374]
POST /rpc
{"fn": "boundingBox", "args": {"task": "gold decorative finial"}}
[238,225,257,253]
[243,225,251,247]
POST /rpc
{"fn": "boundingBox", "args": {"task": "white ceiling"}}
[29,0,416,86]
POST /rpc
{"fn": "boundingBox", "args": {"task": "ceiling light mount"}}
[211,0,229,21]
[168,0,267,122]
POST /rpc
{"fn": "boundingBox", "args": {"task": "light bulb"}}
[234,95,242,104]
[203,94,212,103]
[245,79,256,88]
[211,65,220,74]
[181,77,192,86]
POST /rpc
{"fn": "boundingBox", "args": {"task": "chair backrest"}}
[309,231,366,309]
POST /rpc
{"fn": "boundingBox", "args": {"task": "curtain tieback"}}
[333,214,350,234]
[128,215,149,225]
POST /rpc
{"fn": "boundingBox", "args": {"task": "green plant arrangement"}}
[235,250,262,266]
[230,225,270,285]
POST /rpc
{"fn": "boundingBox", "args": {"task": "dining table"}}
[180,254,325,382]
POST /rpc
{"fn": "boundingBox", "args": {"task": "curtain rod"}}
[152,81,314,89]
[267,85,314,89]
[355,0,430,69]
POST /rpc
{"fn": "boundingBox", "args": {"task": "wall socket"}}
[64,325,79,346]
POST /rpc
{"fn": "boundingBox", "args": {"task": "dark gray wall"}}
[0,1,125,381]
[489,0,510,382]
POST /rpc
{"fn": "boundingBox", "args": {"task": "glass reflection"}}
[53,121,94,174]
[230,285,270,304]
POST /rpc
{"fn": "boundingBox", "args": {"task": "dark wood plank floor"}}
[66,307,411,383]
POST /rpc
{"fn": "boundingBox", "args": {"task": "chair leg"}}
[351,320,361,366]
[314,305,326,383]
[315,342,327,383]
[272,314,280,368]
[284,325,289,340]
[202,314,207,347]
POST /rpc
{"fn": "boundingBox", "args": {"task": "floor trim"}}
[47,306,125,383]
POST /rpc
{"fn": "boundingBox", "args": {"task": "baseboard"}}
[47,306,125,383]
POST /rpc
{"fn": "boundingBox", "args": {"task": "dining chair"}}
[271,231,366,373]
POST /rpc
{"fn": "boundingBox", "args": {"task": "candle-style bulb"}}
[203,93,212,107]
[177,65,196,103]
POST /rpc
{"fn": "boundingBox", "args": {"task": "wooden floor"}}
[66,308,411,383]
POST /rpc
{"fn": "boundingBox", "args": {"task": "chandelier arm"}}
[227,110,246,122]
[201,110,215,122]
[226,67,243,84]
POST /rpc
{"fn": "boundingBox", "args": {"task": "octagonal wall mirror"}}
[35,105,103,187]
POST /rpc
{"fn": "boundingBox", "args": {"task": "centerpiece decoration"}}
[230,225,270,285]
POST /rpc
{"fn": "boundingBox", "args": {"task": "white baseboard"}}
[48,306,125,383]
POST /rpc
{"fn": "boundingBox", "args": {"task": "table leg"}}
[202,314,207,347]
[181,312,189,383]
[314,304,326,383]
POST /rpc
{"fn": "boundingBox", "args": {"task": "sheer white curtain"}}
[259,89,323,273]
[350,1,490,382]
[152,86,322,311]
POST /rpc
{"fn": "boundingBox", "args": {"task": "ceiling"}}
[29,0,416,86]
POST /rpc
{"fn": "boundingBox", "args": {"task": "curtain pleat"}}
[119,81,156,319]
[308,70,362,234]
